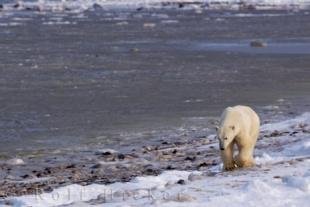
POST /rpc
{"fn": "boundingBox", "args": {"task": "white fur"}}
[217,105,260,171]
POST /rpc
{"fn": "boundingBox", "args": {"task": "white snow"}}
[261,112,310,132]
[4,112,310,207]
[1,0,310,13]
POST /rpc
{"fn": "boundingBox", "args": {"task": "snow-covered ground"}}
[4,112,310,207]
[0,0,310,12]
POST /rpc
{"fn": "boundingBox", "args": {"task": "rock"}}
[0,4,3,10]
[270,130,281,137]
[117,154,125,160]
[131,48,139,52]
[25,6,42,12]
[143,164,160,175]
[185,156,196,161]
[43,186,53,192]
[176,179,186,185]
[66,164,76,169]
[143,146,152,151]
[172,149,178,154]
[93,3,102,10]
[197,162,209,168]
[246,4,256,10]
[44,167,52,174]
[102,151,112,156]
[250,40,267,48]
[136,7,143,11]
[91,164,101,169]
[176,194,196,202]
[21,174,30,179]
[298,123,308,129]
[166,165,175,170]
[289,131,298,136]
[13,3,20,9]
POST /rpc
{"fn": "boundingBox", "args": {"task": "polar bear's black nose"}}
[220,147,225,150]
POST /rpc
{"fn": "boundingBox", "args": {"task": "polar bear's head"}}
[216,117,240,150]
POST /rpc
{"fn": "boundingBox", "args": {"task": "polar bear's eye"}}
[224,137,228,140]
[231,126,235,130]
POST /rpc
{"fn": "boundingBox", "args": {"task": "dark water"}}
[0,9,310,155]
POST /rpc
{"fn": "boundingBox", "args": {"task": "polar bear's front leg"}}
[235,147,255,168]
[221,142,236,171]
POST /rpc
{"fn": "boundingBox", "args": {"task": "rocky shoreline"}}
[0,135,218,198]
[1,107,309,198]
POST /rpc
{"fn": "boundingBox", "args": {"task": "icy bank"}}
[3,112,310,207]
[0,0,310,13]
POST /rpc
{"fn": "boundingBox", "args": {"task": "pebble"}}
[91,163,101,169]
[176,179,186,185]
[166,165,175,170]
[117,154,125,160]
[290,131,298,136]
[131,48,139,52]
[185,156,196,161]
[176,194,196,202]
[143,146,152,151]
[197,162,210,168]
[250,40,267,48]
[13,3,20,8]
[66,164,76,169]
[92,3,103,10]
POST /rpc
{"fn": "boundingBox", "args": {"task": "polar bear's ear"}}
[215,126,219,131]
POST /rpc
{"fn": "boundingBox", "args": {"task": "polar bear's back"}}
[231,105,260,138]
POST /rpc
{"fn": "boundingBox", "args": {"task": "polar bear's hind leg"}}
[235,147,255,168]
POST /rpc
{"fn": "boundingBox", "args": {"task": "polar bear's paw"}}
[235,158,255,168]
[223,162,237,171]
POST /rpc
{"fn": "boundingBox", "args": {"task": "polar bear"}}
[216,105,260,171]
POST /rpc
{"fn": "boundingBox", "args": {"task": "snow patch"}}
[261,112,310,132]
[0,0,310,13]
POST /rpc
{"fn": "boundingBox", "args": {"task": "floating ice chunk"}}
[262,105,279,110]
[161,19,179,24]
[6,158,25,165]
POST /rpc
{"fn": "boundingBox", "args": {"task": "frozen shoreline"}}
[0,0,310,13]
[2,112,310,206]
